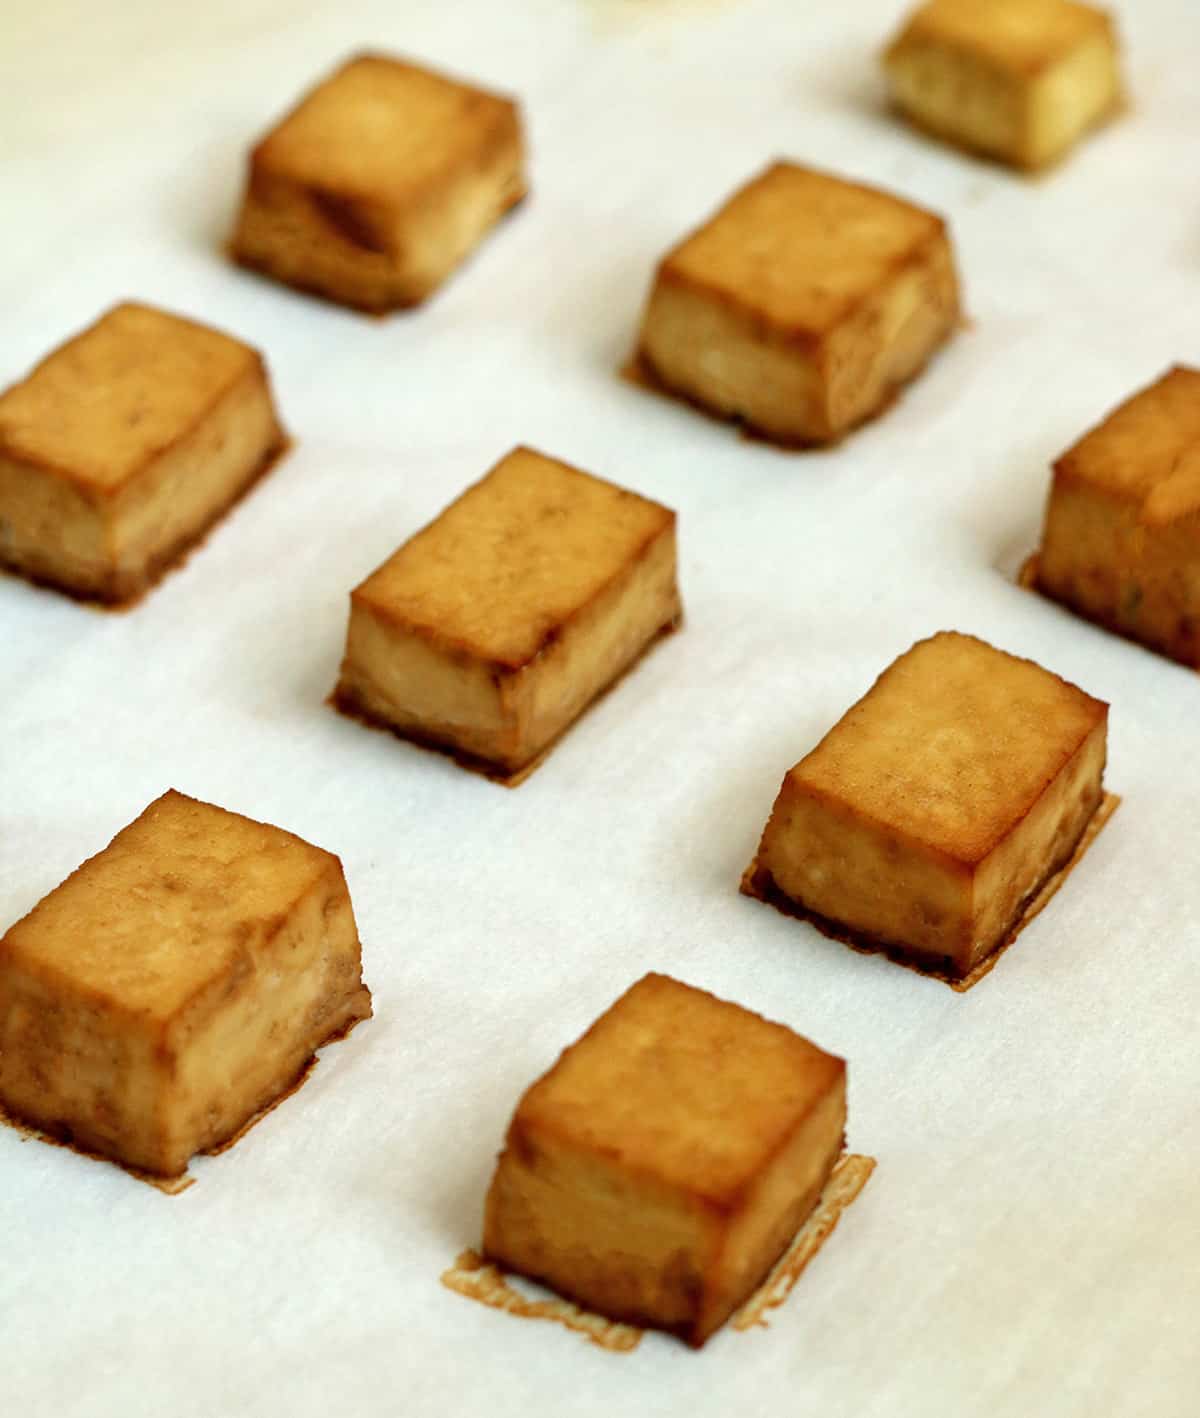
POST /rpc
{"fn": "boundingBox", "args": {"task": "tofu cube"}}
[883,0,1123,171]
[334,446,681,780]
[0,791,371,1177]
[483,973,847,1347]
[1036,366,1200,668]
[0,302,286,604]
[749,632,1107,978]
[231,53,527,312]
[634,162,960,446]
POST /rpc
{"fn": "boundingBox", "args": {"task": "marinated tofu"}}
[1036,366,1200,668]
[231,52,527,311]
[0,791,371,1178]
[0,303,286,604]
[633,161,960,445]
[483,973,847,1347]
[884,0,1123,171]
[334,446,681,781]
[747,632,1107,978]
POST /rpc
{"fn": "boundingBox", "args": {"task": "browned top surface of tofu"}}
[659,161,945,337]
[887,0,1111,74]
[1054,366,1200,525]
[791,631,1107,864]
[513,973,843,1207]
[0,302,258,494]
[252,52,517,198]
[353,446,675,668]
[0,791,336,1022]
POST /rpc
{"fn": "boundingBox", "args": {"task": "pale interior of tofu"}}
[233,126,524,309]
[968,719,1105,968]
[702,1076,845,1343]
[638,277,827,441]
[886,39,1023,161]
[0,451,109,591]
[0,957,164,1171]
[758,778,974,966]
[107,361,282,591]
[483,1126,720,1333]
[160,866,369,1176]
[339,524,679,771]
[823,233,959,435]
[1039,477,1200,667]
[1026,29,1120,168]
[639,239,956,443]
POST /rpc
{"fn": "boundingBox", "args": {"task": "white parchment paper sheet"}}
[2,1,1198,1414]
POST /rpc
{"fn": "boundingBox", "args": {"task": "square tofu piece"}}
[231,52,526,312]
[883,0,1123,172]
[0,791,371,1178]
[334,446,681,780]
[483,973,847,1347]
[1036,367,1200,668]
[0,302,286,604]
[749,632,1107,979]
[634,162,960,446]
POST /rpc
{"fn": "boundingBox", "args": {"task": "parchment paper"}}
[3,2,1198,1415]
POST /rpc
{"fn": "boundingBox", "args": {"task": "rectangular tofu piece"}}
[231,52,526,312]
[1036,367,1200,668]
[0,791,371,1178]
[634,161,960,446]
[334,446,681,780]
[0,302,286,604]
[483,973,847,1347]
[884,0,1123,171]
[749,632,1107,978]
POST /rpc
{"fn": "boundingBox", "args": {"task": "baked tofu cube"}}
[883,0,1123,171]
[634,162,960,446]
[231,53,526,312]
[748,632,1107,978]
[0,791,371,1178]
[334,446,681,780]
[1036,367,1200,668]
[483,973,847,1347]
[0,302,286,604]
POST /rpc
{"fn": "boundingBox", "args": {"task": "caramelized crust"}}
[483,974,847,1346]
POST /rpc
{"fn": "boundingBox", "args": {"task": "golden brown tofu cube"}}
[230,53,526,312]
[883,0,1123,171]
[0,791,371,1178]
[483,973,847,1347]
[749,632,1107,978]
[633,161,960,446]
[0,302,286,604]
[1036,367,1200,669]
[334,446,681,780]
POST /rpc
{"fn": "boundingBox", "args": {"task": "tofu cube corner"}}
[0,303,285,604]
[334,446,682,780]
[0,791,371,1177]
[883,0,1123,171]
[1036,366,1200,668]
[231,52,527,312]
[749,631,1107,978]
[634,161,960,446]
[483,973,847,1347]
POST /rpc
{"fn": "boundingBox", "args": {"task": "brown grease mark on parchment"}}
[742,792,1120,993]
[732,1153,875,1332]
[440,1152,875,1351]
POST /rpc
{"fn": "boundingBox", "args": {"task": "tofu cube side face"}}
[482,974,847,1346]
[636,165,960,445]
[884,1,1122,171]
[754,633,1109,975]
[0,452,109,595]
[231,56,527,312]
[0,792,370,1177]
